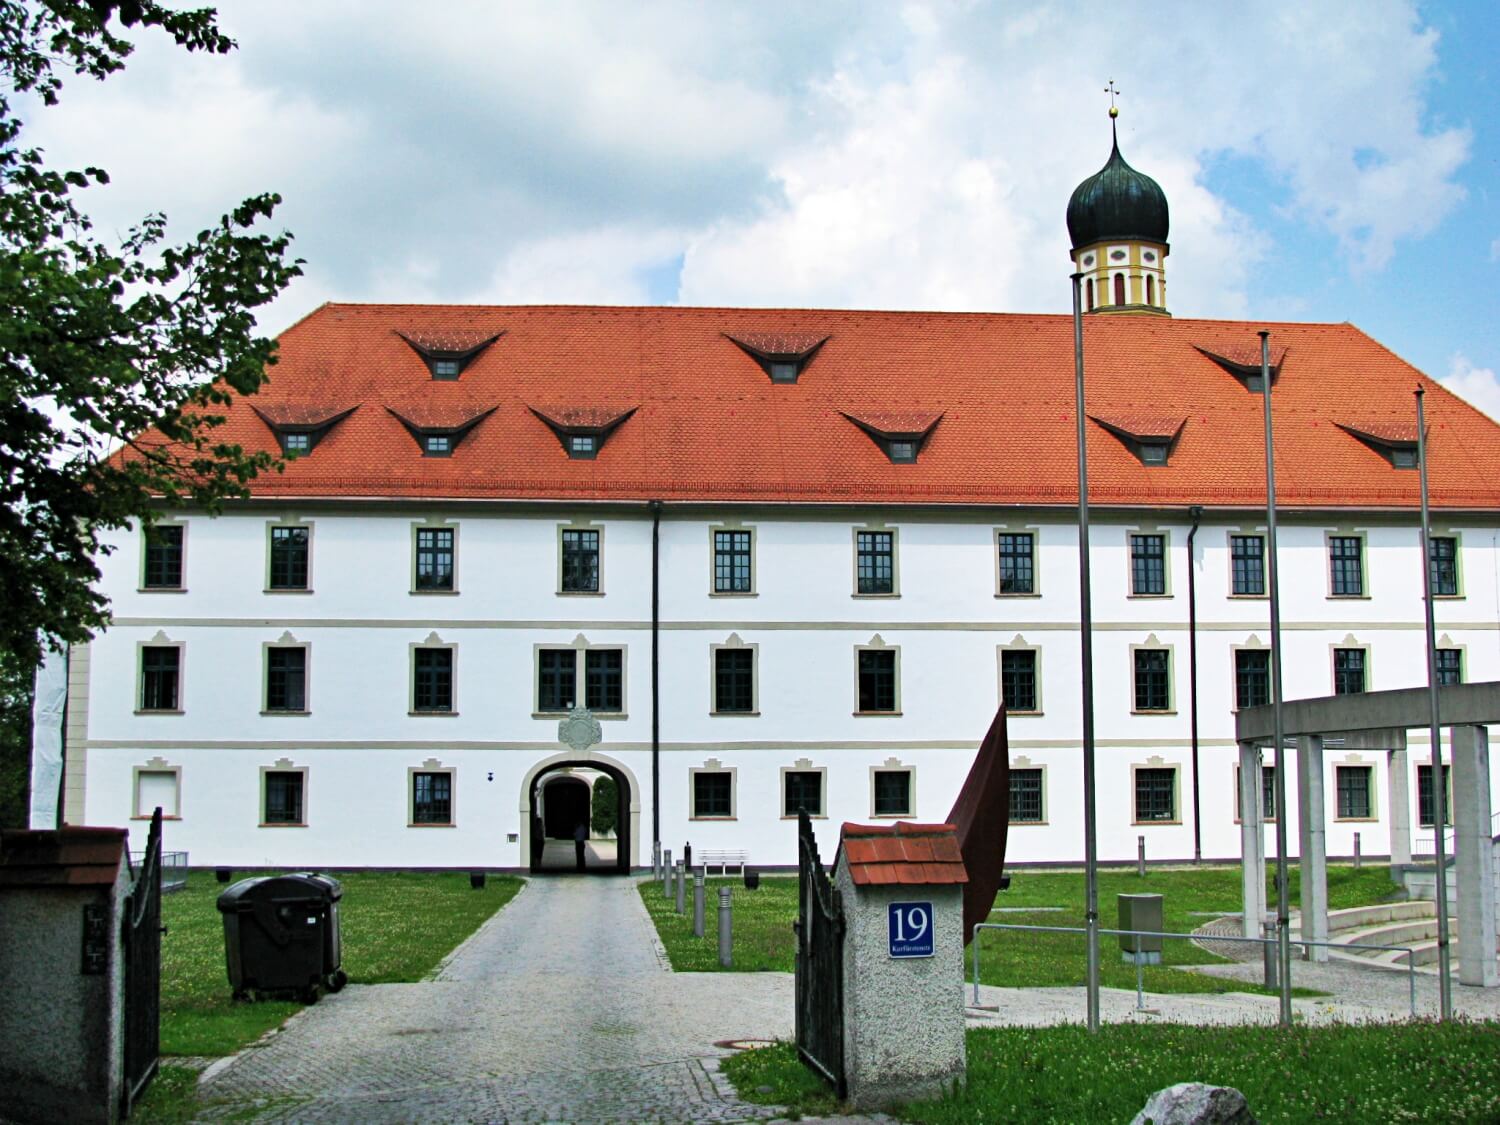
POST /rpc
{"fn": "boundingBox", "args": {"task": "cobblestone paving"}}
[198,877,795,1123]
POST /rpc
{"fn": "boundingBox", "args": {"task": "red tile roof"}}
[385,402,497,431]
[1089,412,1186,441]
[529,405,638,432]
[397,327,504,355]
[1337,420,1421,444]
[0,826,128,887]
[251,402,358,428]
[839,821,969,886]
[841,409,944,438]
[175,303,1500,509]
[725,331,829,358]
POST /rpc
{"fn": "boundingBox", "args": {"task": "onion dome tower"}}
[1067,102,1170,315]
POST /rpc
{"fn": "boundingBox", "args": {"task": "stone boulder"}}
[1130,1083,1258,1125]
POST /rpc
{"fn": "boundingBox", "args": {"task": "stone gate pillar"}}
[1238,742,1266,939]
[1450,724,1497,988]
[834,821,968,1110]
[1387,738,1412,879]
[1296,735,1328,961]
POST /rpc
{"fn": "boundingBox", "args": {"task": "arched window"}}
[1086,278,1095,311]
[1146,275,1155,305]
[1113,273,1126,306]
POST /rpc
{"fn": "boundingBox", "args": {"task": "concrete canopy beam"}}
[1235,682,1500,744]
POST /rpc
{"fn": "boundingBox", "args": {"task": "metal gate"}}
[121,807,163,1118]
[794,809,846,1098]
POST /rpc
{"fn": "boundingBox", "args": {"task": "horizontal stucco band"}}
[105,617,1498,633]
[91,736,1285,752]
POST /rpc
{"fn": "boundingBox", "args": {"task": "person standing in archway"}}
[573,819,588,872]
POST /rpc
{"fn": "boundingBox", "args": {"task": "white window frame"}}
[869,757,915,818]
[689,758,737,821]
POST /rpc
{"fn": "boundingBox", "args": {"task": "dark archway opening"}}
[529,762,631,875]
[542,777,590,838]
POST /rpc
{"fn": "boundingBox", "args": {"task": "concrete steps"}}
[1316,900,1500,974]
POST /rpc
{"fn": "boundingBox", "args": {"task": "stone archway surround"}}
[519,750,642,872]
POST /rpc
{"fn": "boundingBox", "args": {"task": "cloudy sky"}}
[21,0,1500,418]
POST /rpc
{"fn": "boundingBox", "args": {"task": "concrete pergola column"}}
[1387,738,1412,880]
[1449,724,1497,988]
[1296,735,1328,961]
[1239,741,1267,939]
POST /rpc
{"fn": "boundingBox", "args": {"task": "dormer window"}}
[725,332,830,385]
[252,404,358,459]
[387,404,496,458]
[841,410,943,465]
[1090,413,1185,467]
[1195,343,1286,393]
[530,405,636,460]
[396,328,504,381]
[1335,421,1422,470]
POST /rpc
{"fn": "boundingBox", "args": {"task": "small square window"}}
[1139,442,1168,464]
[1335,765,1372,819]
[693,772,734,818]
[873,770,912,817]
[568,434,597,458]
[768,361,799,383]
[263,771,304,825]
[140,646,181,711]
[134,769,180,818]
[855,531,895,595]
[282,431,311,454]
[431,358,461,380]
[143,525,184,589]
[413,648,454,713]
[1134,767,1177,822]
[1390,447,1417,469]
[887,439,917,463]
[265,647,307,712]
[424,434,452,456]
[857,649,897,713]
[783,770,824,817]
[1009,768,1043,823]
[412,771,453,824]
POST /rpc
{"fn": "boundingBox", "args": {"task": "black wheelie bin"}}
[217,872,347,1002]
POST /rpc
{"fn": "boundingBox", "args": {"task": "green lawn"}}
[722,1022,1500,1123]
[160,870,521,1057]
[640,864,1398,998]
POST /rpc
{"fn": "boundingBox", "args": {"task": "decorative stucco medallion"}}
[558,706,602,753]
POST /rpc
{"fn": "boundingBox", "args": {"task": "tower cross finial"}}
[1105,79,1120,119]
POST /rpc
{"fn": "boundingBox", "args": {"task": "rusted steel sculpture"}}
[945,704,1010,943]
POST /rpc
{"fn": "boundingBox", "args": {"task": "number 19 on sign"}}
[887,901,935,958]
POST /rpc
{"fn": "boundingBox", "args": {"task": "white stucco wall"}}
[71,506,1499,868]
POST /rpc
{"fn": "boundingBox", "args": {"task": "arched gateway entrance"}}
[521,751,639,875]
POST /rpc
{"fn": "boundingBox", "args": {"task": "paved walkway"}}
[197,877,799,1123]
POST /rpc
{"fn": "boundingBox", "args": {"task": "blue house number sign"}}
[887,901,935,958]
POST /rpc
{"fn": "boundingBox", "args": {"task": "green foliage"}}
[0,647,32,827]
[723,1023,1500,1123]
[159,870,520,1056]
[0,1,302,670]
[641,866,1394,994]
[591,774,618,836]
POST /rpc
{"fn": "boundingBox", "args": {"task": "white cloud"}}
[1440,355,1500,422]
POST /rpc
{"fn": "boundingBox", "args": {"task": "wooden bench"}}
[699,849,749,875]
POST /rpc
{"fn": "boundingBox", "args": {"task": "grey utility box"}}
[1118,893,1164,964]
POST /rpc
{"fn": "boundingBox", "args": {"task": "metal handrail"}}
[970,921,1418,1018]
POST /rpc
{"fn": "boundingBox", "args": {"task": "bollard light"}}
[718,886,733,967]
[662,849,672,898]
[675,859,685,914]
[693,867,705,938]
[1137,835,1146,878]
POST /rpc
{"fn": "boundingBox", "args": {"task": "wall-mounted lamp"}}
[487,771,494,782]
